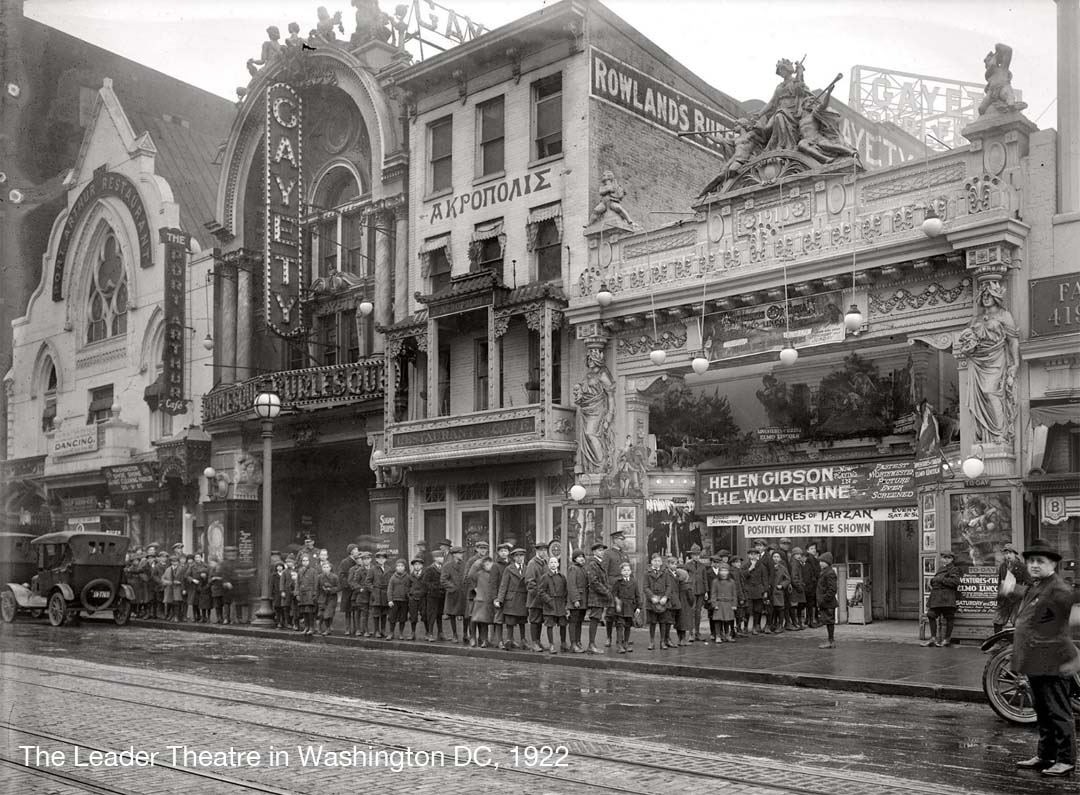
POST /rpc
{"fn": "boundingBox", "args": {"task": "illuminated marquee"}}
[265,83,305,337]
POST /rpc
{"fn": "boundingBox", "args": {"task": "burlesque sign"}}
[53,168,153,301]
[698,460,915,512]
[265,83,305,337]
[160,228,190,415]
[702,290,846,361]
[590,48,736,154]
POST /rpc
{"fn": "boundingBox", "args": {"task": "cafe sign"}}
[104,463,160,494]
[160,228,190,415]
[51,426,98,457]
[1030,271,1080,338]
[698,460,915,512]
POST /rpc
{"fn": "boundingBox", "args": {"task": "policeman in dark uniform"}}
[602,530,631,647]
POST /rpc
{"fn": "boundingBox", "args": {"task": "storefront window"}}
[1041,517,1080,572]
[566,507,603,560]
[495,503,535,557]
[645,500,699,558]
[948,492,1013,566]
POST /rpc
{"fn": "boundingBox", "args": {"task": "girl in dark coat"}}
[294,554,319,635]
[386,559,411,640]
[921,551,963,648]
[538,557,569,654]
[470,558,496,647]
[566,551,589,653]
[710,565,738,642]
[610,561,640,654]
[644,555,675,650]
[769,552,791,633]
[816,552,839,648]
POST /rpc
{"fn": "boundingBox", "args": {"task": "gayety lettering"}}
[429,169,551,224]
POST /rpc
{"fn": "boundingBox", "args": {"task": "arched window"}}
[87,229,128,343]
[309,167,367,277]
[42,358,58,432]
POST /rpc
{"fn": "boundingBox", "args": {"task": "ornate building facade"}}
[3,78,227,546]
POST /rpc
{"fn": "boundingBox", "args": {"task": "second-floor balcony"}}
[202,357,385,425]
[382,404,576,467]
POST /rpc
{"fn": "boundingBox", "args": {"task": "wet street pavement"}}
[0,621,1073,794]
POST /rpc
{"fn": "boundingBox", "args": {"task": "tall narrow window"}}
[475,339,489,412]
[535,219,561,282]
[429,116,453,193]
[477,96,505,176]
[533,73,562,160]
[438,345,451,417]
[343,310,359,363]
[87,229,128,343]
[87,385,114,424]
[429,247,452,292]
[551,327,562,404]
[42,360,58,432]
[319,313,339,366]
[471,219,504,277]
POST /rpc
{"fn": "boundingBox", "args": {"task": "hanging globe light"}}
[962,447,985,479]
[569,484,587,502]
[596,283,613,307]
[359,300,374,317]
[921,207,944,238]
[779,343,799,365]
[691,356,709,375]
[649,349,667,366]
[844,304,863,331]
[202,333,215,351]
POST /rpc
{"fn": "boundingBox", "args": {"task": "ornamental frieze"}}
[869,277,973,317]
[616,324,688,359]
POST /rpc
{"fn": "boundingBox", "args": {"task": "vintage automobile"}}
[0,530,133,626]
[982,627,1080,724]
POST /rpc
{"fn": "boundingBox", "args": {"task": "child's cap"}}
[395,558,407,567]
[410,557,425,565]
[675,568,690,582]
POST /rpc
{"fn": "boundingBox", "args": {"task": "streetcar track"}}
[0,658,962,795]
[0,755,129,795]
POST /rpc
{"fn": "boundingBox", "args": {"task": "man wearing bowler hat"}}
[994,542,1029,635]
[1009,538,1079,777]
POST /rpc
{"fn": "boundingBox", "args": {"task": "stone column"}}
[394,205,409,325]
[373,206,394,355]
[1059,0,1080,214]
[220,262,238,384]
[236,260,253,378]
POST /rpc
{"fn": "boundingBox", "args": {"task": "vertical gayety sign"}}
[160,227,190,415]
[265,83,305,337]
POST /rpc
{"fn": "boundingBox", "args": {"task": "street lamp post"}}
[252,388,281,626]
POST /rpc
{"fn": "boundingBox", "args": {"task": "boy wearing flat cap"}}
[1009,539,1080,777]
[525,541,551,651]
[602,531,631,647]
[495,548,528,649]
[585,542,612,654]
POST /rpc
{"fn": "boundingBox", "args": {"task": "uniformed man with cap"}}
[525,541,551,651]
[602,530,631,647]
[338,544,361,636]
[994,542,1030,634]
[921,550,962,648]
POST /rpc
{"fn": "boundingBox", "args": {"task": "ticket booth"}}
[845,561,872,624]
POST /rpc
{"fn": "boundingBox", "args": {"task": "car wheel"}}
[982,645,1036,724]
[113,598,131,626]
[0,587,17,623]
[47,591,68,627]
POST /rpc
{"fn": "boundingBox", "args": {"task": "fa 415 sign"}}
[1030,271,1080,338]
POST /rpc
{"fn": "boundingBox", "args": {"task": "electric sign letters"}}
[265,83,304,337]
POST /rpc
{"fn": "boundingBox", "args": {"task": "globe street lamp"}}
[252,388,281,626]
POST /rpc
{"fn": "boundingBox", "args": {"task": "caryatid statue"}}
[955,280,1019,444]
[572,347,616,474]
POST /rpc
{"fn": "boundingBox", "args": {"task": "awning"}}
[419,234,451,253]
[88,395,113,413]
[528,203,562,224]
[1031,397,1080,427]
[471,219,504,242]
[143,374,164,411]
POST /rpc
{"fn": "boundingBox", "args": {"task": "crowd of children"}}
[125,532,840,652]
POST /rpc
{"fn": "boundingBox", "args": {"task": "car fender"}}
[119,583,135,602]
[5,582,41,607]
[981,628,1014,652]
[54,583,75,602]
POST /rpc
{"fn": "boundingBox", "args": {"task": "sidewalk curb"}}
[129,619,985,704]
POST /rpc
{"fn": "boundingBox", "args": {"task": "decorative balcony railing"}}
[202,358,385,424]
[383,404,576,465]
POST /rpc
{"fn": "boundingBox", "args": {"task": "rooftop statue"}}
[978,43,1028,116]
[698,59,859,198]
[589,170,635,227]
[351,0,393,47]
[314,6,345,44]
[246,26,284,78]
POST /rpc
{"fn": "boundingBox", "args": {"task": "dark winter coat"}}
[420,564,444,605]
[703,565,721,604]
[368,563,390,607]
[677,577,696,631]
[348,564,371,607]
[586,556,612,608]
[407,571,426,601]
[610,576,640,617]
[538,570,568,617]
[441,558,467,616]
[710,576,738,622]
[770,561,791,605]
[644,568,675,615]
[927,563,962,610]
[271,570,287,608]
[816,565,839,613]
[294,564,318,607]
[603,547,631,587]
[387,571,410,604]
[162,563,183,603]
[789,559,806,605]
[686,559,708,597]
[317,571,340,607]
[470,567,497,623]
[497,562,528,617]
[744,559,770,600]
[996,557,1030,606]
[566,562,588,610]
[524,555,548,610]
[337,556,357,600]
[1012,572,1080,675]
[186,562,208,606]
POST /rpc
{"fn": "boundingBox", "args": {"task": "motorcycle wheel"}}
[982,645,1036,724]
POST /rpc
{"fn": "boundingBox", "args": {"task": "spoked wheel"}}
[982,645,1036,724]
[113,598,131,626]
[0,588,17,623]
[47,592,69,627]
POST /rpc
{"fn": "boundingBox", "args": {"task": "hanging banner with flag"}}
[160,227,190,415]
[913,399,944,486]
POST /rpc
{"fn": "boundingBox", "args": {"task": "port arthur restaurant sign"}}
[697,460,916,521]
